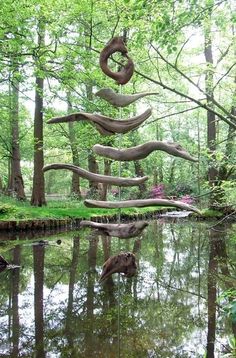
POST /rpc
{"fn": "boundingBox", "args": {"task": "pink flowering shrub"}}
[150,184,165,199]
[179,195,195,205]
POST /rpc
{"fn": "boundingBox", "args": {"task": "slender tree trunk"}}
[134,160,147,198]
[168,160,176,184]
[8,76,26,200]
[204,8,219,207]
[100,159,111,201]
[67,96,81,198]
[86,153,100,198]
[31,21,46,206]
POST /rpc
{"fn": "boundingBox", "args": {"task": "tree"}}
[31,19,46,206]
[8,69,26,200]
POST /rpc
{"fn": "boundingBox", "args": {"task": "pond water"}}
[0,219,236,358]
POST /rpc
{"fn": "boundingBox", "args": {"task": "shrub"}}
[150,184,165,199]
[179,195,195,205]
[0,204,17,215]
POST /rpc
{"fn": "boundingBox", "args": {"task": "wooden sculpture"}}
[95,88,159,107]
[47,109,152,136]
[99,37,134,85]
[93,141,198,162]
[43,163,148,187]
[100,252,137,282]
[84,198,201,213]
[80,221,148,238]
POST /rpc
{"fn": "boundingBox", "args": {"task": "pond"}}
[0,219,235,358]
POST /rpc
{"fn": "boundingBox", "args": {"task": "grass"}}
[0,195,161,221]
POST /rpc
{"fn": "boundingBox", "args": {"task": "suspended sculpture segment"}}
[93,141,198,162]
[43,163,148,187]
[99,37,134,85]
[100,252,137,282]
[95,88,159,107]
[84,198,201,214]
[80,220,148,239]
[47,109,152,136]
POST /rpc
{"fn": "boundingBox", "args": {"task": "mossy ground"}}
[0,195,161,221]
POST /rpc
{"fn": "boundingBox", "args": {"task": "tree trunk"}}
[204,8,219,207]
[8,76,26,200]
[100,159,111,201]
[134,160,147,198]
[86,153,100,198]
[31,21,46,206]
[168,159,176,184]
[67,96,81,199]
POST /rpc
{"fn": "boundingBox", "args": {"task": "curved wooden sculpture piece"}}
[93,141,198,162]
[100,252,137,282]
[95,88,159,107]
[47,108,151,136]
[99,37,134,85]
[80,220,148,238]
[43,163,148,187]
[84,198,201,214]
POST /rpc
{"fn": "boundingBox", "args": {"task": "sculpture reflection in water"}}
[100,252,137,282]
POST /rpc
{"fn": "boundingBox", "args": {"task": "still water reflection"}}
[0,220,235,357]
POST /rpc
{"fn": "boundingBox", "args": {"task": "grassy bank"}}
[0,195,162,221]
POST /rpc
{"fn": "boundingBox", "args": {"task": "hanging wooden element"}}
[95,88,159,107]
[43,163,148,187]
[84,198,201,214]
[80,221,148,239]
[93,141,198,162]
[99,37,134,85]
[100,252,137,282]
[47,108,151,136]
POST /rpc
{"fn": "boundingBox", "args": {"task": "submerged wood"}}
[47,109,152,136]
[84,198,201,214]
[95,88,159,107]
[100,252,137,282]
[80,220,148,238]
[99,37,134,85]
[43,163,148,187]
[93,141,198,162]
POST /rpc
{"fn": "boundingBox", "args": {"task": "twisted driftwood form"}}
[84,198,201,214]
[95,88,159,107]
[80,221,148,238]
[47,109,151,136]
[93,141,198,162]
[43,163,148,187]
[99,37,134,85]
[100,252,137,282]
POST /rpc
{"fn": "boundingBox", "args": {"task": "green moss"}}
[200,208,223,218]
[0,195,163,221]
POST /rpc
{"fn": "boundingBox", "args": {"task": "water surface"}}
[0,219,235,357]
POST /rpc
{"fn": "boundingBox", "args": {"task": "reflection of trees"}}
[33,244,45,358]
[83,234,98,356]
[64,236,80,357]
[10,245,21,358]
[206,224,236,357]
[0,222,235,357]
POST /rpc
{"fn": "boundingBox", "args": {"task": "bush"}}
[0,204,17,215]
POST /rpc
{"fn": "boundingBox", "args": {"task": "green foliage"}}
[0,203,16,215]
